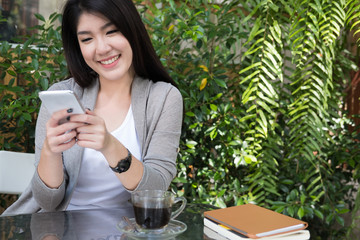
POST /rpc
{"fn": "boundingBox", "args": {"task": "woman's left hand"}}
[70,109,112,151]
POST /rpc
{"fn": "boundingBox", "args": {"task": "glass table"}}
[0,203,218,239]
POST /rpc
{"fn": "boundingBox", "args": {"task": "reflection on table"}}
[0,203,218,239]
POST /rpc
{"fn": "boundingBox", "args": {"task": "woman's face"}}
[76,12,134,84]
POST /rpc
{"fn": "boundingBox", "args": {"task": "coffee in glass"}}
[131,190,186,230]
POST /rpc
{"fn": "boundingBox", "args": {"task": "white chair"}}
[0,150,36,195]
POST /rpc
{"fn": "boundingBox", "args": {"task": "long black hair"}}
[61,0,177,88]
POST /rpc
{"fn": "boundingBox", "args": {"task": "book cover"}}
[204,218,249,240]
[203,204,308,239]
[204,218,310,240]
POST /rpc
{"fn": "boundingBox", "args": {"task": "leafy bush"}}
[0,13,67,152]
[0,13,67,212]
[137,0,360,239]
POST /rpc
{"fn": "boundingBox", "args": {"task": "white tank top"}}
[67,106,141,210]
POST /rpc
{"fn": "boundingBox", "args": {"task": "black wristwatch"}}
[110,149,132,173]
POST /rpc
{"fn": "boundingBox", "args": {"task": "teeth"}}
[100,55,119,65]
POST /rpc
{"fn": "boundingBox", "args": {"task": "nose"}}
[96,36,111,55]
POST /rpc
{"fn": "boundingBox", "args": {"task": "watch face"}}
[111,149,132,173]
[117,159,131,172]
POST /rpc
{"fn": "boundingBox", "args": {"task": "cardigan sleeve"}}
[31,83,71,211]
[1,80,78,215]
[133,85,183,191]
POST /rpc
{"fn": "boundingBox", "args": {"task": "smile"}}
[99,55,120,65]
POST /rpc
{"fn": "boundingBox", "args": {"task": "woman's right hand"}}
[44,108,84,154]
[38,108,84,189]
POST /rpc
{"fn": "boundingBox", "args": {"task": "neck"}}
[98,72,134,97]
[96,78,134,113]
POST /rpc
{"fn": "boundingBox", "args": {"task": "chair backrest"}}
[0,150,36,195]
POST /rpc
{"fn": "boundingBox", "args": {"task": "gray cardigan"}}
[3,76,183,216]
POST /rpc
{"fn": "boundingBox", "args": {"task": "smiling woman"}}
[76,12,134,85]
[2,0,183,216]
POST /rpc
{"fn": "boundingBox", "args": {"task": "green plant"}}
[136,0,360,238]
[1,1,360,238]
[0,12,67,214]
[0,12,67,152]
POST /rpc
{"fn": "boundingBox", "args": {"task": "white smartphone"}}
[39,90,85,115]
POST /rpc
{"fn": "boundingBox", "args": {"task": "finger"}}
[69,113,98,125]
[85,108,94,115]
[50,138,77,153]
[46,126,81,152]
[76,131,103,142]
[59,121,87,133]
[61,129,78,144]
[76,122,106,135]
[76,130,109,150]
[76,138,102,150]
[46,130,77,153]
[47,121,85,137]
[48,108,74,127]
[51,129,76,144]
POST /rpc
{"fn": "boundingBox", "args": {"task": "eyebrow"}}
[77,22,114,35]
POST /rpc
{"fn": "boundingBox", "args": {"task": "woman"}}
[3,0,182,215]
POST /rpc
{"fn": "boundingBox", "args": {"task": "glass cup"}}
[131,190,187,230]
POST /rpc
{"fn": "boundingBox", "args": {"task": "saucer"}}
[117,218,187,239]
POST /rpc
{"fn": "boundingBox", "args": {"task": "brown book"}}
[204,204,308,239]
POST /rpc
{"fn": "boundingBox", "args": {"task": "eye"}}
[107,29,119,35]
[80,37,92,43]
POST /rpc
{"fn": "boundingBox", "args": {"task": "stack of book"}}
[203,204,310,239]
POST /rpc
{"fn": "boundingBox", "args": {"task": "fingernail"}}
[86,108,91,111]
[67,108,73,113]
[66,116,71,121]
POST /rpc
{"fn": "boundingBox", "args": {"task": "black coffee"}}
[133,206,171,229]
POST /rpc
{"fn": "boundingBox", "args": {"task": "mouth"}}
[99,55,120,65]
